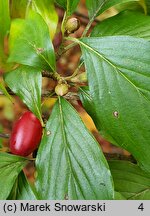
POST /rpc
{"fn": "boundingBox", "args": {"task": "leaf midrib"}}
[58,97,86,199]
[79,39,150,102]
[19,36,54,71]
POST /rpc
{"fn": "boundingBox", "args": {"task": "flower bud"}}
[65,18,80,34]
[55,83,69,96]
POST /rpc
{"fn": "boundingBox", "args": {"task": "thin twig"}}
[0,133,10,139]
[55,2,104,59]
[42,71,61,80]
[0,89,80,100]
[0,89,55,98]
[64,61,84,81]
[81,0,107,37]
[104,153,136,163]
[56,40,78,60]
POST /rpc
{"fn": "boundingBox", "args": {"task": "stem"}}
[81,18,94,37]
[104,153,136,163]
[42,70,61,80]
[64,61,84,81]
[25,0,32,18]
[0,133,10,139]
[63,41,77,52]
[61,12,67,37]
[56,39,65,60]
[56,40,78,60]
[56,11,70,60]
[81,0,107,37]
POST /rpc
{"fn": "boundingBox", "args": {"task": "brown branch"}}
[0,133,10,139]
[42,71,61,80]
[0,71,60,96]
[64,92,79,100]
[42,71,55,79]
[104,153,136,163]
[0,89,56,97]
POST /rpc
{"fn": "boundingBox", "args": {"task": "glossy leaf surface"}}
[8,171,36,200]
[91,11,150,40]
[55,0,79,15]
[32,0,58,39]
[109,161,150,199]
[0,153,27,200]
[36,97,114,200]
[86,0,139,18]
[79,36,150,173]
[8,11,56,71]
[4,66,42,121]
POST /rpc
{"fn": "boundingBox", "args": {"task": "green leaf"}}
[0,0,10,67]
[4,66,42,122]
[8,11,56,71]
[86,0,139,18]
[145,0,150,14]
[115,1,145,13]
[91,11,150,40]
[79,86,114,142]
[8,171,36,200]
[86,0,105,19]
[0,81,13,103]
[78,86,97,122]
[79,36,150,173]
[114,191,126,200]
[10,0,29,19]
[109,161,150,199]
[32,0,58,39]
[99,0,140,15]
[0,153,27,200]
[55,0,80,15]
[36,97,114,200]
[0,0,10,50]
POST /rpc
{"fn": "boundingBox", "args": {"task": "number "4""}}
[138,203,144,211]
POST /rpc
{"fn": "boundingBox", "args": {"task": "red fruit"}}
[10,111,42,156]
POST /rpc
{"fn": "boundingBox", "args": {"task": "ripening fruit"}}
[65,17,80,34]
[55,83,69,96]
[10,111,42,156]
